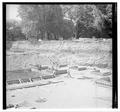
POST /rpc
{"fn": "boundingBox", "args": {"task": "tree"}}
[95,4,108,15]
[62,4,113,39]
[18,5,43,40]
[45,5,64,39]
[60,18,74,39]
[6,20,25,41]
[95,4,113,38]
[18,5,64,40]
[75,5,111,38]
[18,4,113,40]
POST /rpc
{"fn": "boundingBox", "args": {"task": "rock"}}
[78,67,87,71]
[54,69,68,75]
[31,77,41,82]
[7,104,14,108]
[40,65,49,70]
[92,69,100,73]
[20,78,31,83]
[70,66,78,70]
[42,75,55,79]
[102,72,111,76]
[59,64,67,68]
[96,63,108,68]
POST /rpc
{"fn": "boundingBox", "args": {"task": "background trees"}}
[6,20,25,41]
[60,4,113,39]
[6,4,113,41]
[18,5,73,40]
[75,4,113,38]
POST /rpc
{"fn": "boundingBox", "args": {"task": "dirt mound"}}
[6,39,112,71]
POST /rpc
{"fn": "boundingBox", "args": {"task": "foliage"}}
[61,5,78,22]
[75,4,113,38]
[101,4,112,38]
[61,19,74,39]
[74,5,101,38]
[6,20,25,41]
[18,5,67,40]
[95,4,108,15]
[17,4,113,40]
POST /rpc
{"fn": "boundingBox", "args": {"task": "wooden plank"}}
[20,79,31,83]
[55,69,68,75]
[31,77,41,82]
[7,80,20,85]
[42,75,55,79]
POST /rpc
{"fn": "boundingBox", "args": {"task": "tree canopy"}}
[6,20,25,41]
[7,4,113,41]
[18,5,74,40]
[64,4,113,38]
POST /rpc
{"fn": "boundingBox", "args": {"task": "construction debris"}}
[95,76,112,87]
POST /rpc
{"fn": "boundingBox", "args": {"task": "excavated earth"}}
[6,39,112,109]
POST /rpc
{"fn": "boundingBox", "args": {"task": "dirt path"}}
[7,67,112,109]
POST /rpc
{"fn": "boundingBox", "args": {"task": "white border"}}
[0,0,119,111]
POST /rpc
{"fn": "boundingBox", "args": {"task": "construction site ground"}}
[6,38,112,109]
